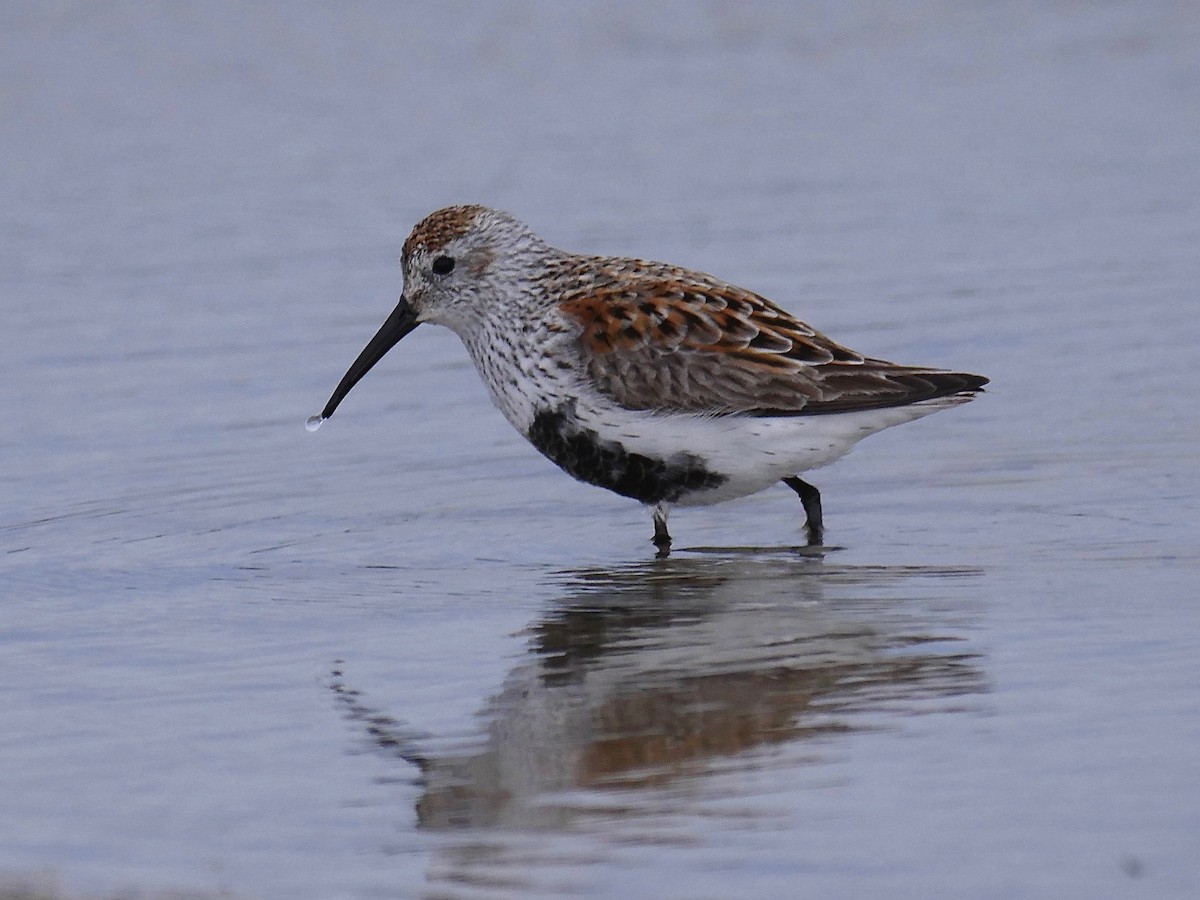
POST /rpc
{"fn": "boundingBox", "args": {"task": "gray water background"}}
[2,3,1198,898]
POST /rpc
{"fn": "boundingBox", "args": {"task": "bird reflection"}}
[331,554,986,842]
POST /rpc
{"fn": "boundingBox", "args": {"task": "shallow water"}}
[3,3,1198,898]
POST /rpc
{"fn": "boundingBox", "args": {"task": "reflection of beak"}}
[318,296,421,420]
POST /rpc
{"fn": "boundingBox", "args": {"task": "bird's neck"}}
[459,309,581,434]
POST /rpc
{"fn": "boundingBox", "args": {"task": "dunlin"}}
[310,205,987,554]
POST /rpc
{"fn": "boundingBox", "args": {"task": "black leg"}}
[782,476,823,546]
[651,504,672,557]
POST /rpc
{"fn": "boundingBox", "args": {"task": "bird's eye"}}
[431,255,455,275]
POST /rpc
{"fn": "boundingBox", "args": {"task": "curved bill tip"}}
[318,296,420,420]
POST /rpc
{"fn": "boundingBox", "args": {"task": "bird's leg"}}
[651,504,672,557]
[782,476,824,546]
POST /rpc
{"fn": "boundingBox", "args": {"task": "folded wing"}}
[556,258,988,416]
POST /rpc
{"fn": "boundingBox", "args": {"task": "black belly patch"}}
[527,406,727,505]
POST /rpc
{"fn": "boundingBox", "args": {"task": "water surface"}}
[2,3,1198,898]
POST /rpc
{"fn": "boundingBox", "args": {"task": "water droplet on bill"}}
[305,415,324,433]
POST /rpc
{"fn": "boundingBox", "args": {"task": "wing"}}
[555,258,988,416]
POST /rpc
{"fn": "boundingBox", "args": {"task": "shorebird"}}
[310,205,987,554]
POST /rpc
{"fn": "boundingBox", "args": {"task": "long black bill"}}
[318,297,420,420]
